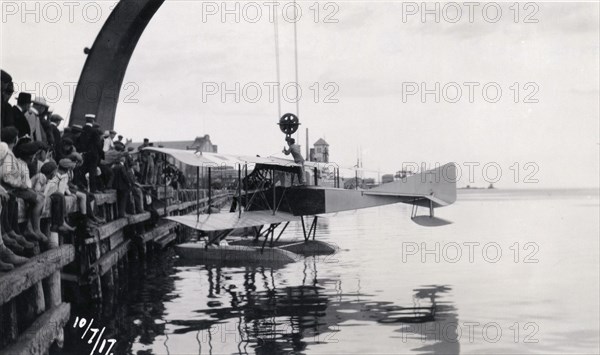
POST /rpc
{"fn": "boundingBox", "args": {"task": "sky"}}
[1,1,599,188]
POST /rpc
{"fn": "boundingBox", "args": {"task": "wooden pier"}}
[0,187,230,354]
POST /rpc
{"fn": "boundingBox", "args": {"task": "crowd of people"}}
[1,69,182,272]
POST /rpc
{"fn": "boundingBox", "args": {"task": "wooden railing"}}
[0,245,74,353]
[0,187,232,354]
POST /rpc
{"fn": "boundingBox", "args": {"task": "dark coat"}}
[1,101,15,129]
[11,106,31,137]
[112,163,133,191]
[77,125,102,159]
[40,118,53,146]
[50,124,61,153]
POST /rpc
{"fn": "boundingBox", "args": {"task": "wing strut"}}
[411,199,452,227]
[300,216,318,241]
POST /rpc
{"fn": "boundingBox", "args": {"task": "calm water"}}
[62,189,600,354]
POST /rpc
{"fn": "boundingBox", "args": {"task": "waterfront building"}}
[313,138,329,163]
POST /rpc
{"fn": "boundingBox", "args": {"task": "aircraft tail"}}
[366,162,457,208]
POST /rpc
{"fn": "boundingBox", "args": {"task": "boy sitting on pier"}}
[47,159,102,227]
[34,161,75,234]
[0,142,29,271]
[1,128,47,243]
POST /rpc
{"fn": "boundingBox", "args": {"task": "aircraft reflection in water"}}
[62,246,458,355]
[163,259,459,354]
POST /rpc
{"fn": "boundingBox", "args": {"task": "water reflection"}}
[61,251,179,355]
[61,251,458,355]
[166,259,459,354]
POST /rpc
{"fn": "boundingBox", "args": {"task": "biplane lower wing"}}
[166,211,300,232]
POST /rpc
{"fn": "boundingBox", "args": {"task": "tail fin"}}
[367,163,457,208]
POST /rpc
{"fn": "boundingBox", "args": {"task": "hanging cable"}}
[273,5,282,119]
[293,0,300,119]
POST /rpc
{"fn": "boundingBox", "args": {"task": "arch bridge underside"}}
[69,0,164,129]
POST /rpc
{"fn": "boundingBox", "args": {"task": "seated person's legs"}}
[10,188,47,242]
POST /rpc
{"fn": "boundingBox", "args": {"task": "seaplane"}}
[143,114,457,264]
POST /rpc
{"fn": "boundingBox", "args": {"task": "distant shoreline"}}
[457,187,600,194]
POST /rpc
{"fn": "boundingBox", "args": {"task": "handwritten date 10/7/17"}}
[72,316,116,355]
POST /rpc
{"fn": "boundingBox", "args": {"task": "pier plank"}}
[0,245,75,306]
[127,212,151,224]
[1,303,70,355]
[141,221,177,243]
[154,233,177,249]
[87,218,129,242]
[92,191,117,206]
[109,230,125,249]
[94,241,131,277]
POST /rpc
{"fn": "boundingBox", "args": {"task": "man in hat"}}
[103,130,116,152]
[65,124,82,147]
[49,113,63,153]
[56,137,74,162]
[1,70,15,130]
[137,138,150,183]
[32,96,49,119]
[100,142,120,191]
[12,92,33,137]
[77,114,103,192]
[24,106,44,142]
[32,96,51,145]
[114,140,125,152]
[112,154,134,218]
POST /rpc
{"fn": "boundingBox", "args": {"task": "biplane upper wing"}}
[142,147,300,168]
[166,211,300,232]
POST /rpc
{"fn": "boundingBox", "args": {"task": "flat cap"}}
[40,161,58,175]
[68,152,83,162]
[49,114,64,122]
[59,158,76,169]
[33,96,48,106]
[17,141,40,156]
